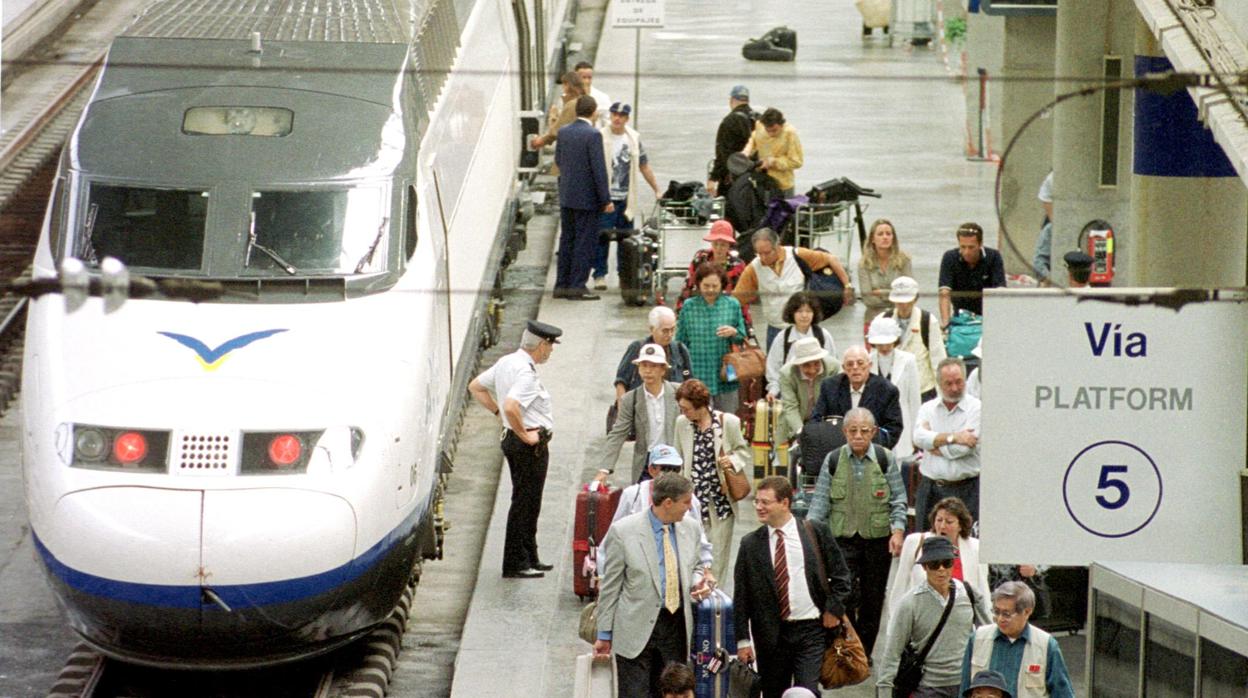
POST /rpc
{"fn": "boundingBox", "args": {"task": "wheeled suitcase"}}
[617,231,654,307]
[691,590,737,698]
[573,484,623,599]
[797,415,845,482]
[750,400,789,485]
[574,653,618,697]
[741,38,794,62]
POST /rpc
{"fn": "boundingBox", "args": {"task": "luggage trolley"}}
[651,196,724,304]
[792,200,865,262]
[890,0,937,47]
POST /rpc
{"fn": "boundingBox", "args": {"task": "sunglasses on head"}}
[923,559,955,570]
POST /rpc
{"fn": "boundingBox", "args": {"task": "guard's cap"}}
[784,336,829,370]
[703,220,737,243]
[889,276,920,303]
[1063,250,1093,270]
[867,315,902,345]
[962,670,1013,698]
[526,319,562,343]
[916,535,959,564]
[730,84,750,101]
[648,443,683,468]
[609,102,632,115]
[631,342,670,366]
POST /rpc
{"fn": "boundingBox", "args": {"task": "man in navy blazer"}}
[808,345,904,449]
[553,95,612,300]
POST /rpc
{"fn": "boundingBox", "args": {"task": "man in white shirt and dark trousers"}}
[468,320,562,579]
[734,477,851,698]
[912,358,982,528]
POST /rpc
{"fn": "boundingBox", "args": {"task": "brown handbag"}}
[802,520,871,688]
[715,424,751,502]
[720,341,766,382]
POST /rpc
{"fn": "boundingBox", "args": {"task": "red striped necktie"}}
[774,529,791,619]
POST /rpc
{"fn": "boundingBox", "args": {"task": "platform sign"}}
[612,0,665,28]
[979,289,1247,566]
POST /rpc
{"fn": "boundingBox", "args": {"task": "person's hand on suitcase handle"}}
[593,639,612,660]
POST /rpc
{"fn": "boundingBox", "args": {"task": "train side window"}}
[405,185,418,260]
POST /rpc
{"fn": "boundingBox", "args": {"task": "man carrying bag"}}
[877,536,988,697]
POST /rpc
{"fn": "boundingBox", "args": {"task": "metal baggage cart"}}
[792,200,865,262]
[650,196,725,304]
[890,0,937,47]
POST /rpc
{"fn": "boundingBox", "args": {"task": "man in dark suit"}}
[553,95,612,300]
[734,476,851,698]
[808,345,904,449]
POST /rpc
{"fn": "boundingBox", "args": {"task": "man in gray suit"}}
[595,474,714,698]
[596,342,681,485]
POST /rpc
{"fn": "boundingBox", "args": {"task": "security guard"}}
[469,319,561,578]
[1063,250,1093,288]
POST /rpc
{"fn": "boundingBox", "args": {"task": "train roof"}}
[123,0,426,43]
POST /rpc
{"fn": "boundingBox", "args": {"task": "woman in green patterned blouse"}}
[676,262,748,413]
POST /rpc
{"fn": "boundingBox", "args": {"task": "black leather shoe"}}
[552,289,570,299]
[502,568,545,579]
[532,561,554,571]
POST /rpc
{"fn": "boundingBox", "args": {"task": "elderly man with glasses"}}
[877,535,988,697]
[806,407,907,658]
[959,581,1076,698]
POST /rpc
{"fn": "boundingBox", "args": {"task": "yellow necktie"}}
[662,526,680,613]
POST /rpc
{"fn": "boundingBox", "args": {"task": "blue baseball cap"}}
[730,85,749,101]
[648,444,682,468]
[609,102,632,115]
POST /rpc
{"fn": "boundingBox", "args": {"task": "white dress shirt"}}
[912,394,982,481]
[768,516,818,621]
[644,385,666,451]
[474,349,554,430]
[850,385,864,409]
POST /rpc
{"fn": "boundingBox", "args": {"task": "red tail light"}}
[267,434,303,467]
[113,431,149,464]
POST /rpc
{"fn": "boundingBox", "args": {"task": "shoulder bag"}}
[802,520,870,688]
[892,580,958,697]
[715,420,751,502]
[720,339,766,383]
[793,249,846,319]
[724,650,762,698]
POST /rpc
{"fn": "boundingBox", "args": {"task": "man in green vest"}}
[806,407,906,657]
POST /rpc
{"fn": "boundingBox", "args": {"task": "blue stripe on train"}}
[32,498,427,609]
[1133,55,1237,178]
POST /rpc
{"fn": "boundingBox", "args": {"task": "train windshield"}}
[78,184,208,270]
[247,188,388,275]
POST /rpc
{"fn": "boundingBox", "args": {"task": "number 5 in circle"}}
[1095,464,1130,510]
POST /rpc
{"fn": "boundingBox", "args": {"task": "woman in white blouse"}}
[886,497,990,628]
[866,315,921,457]
[764,291,837,398]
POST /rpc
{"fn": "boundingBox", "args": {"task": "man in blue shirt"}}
[594,473,714,698]
[960,581,1075,698]
[937,222,1006,326]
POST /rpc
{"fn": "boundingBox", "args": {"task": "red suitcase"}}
[573,484,622,600]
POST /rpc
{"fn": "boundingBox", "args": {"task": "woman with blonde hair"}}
[857,218,913,331]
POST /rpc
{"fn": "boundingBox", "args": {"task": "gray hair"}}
[937,356,966,378]
[751,227,779,247]
[842,345,870,364]
[519,329,543,351]
[992,580,1036,613]
[648,305,676,329]
[843,407,876,428]
[651,472,693,506]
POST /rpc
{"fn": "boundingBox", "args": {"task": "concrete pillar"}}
[1130,24,1247,287]
[996,14,1056,277]
[1052,0,1136,286]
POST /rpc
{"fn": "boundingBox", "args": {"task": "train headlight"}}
[267,434,303,467]
[240,427,364,475]
[69,424,169,472]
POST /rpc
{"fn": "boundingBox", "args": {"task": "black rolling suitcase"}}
[797,416,845,483]
[617,230,656,307]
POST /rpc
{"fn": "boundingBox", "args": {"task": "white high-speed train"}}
[22,0,567,667]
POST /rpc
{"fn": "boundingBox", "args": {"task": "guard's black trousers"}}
[501,430,549,573]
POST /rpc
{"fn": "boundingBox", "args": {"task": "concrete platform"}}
[448,2,1067,697]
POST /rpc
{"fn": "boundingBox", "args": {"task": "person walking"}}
[808,345,904,450]
[883,276,946,402]
[866,315,922,458]
[776,337,840,445]
[597,343,682,485]
[468,320,562,579]
[805,408,907,657]
[676,263,748,413]
[888,497,991,624]
[594,474,714,698]
[764,291,837,399]
[614,306,694,400]
[553,95,611,300]
[938,222,1006,327]
[857,218,913,331]
[959,582,1076,698]
[912,358,982,526]
[734,476,851,698]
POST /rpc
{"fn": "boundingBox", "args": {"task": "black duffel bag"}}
[794,251,846,318]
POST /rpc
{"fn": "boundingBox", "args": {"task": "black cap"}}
[916,535,958,564]
[963,670,1013,698]
[526,319,562,343]
[1063,250,1093,270]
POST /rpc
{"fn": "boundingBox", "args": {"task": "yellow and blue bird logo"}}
[158,329,288,371]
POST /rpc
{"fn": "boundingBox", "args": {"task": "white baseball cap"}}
[889,276,919,303]
[631,343,670,366]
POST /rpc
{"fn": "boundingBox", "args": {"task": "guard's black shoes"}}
[531,561,555,571]
[502,568,545,579]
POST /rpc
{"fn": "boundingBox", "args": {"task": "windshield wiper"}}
[354,217,389,274]
[245,211,297,275]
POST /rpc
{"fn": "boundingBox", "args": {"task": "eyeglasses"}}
[845,426,874,435]
[992,607,1019,620]
[923,559,954,570]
